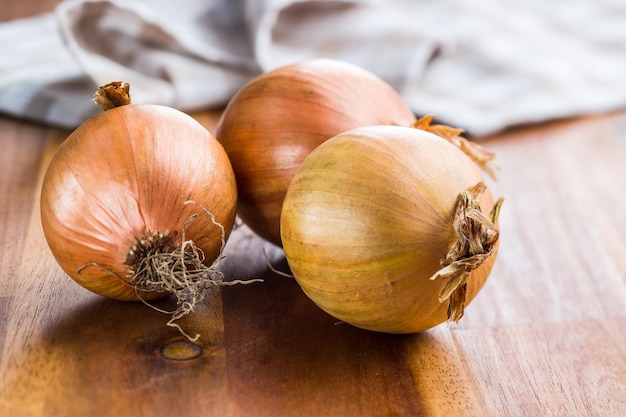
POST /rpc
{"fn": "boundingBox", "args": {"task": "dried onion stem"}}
[92,81,131,110]
[412,115,499,180]
[430,182,504,323]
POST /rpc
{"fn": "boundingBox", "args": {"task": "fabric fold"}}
[1,0,626,135]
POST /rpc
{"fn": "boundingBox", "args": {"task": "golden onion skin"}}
[216,59,417,246]
[280,126,497,333]
[40,104,237,301]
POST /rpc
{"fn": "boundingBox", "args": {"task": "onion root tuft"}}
[78,201,262,342]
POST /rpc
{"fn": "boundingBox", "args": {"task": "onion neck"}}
[412,115,499,180]
[92,81,132,111]
[430,182,504,323]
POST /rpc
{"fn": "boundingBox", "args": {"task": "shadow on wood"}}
[221,256,432,417]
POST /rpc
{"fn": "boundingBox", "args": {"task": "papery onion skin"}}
[41,103,237,302]
[280,126,499,333]
[216,59,416,246]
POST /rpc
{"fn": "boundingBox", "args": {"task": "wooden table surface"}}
[1,3,625,417]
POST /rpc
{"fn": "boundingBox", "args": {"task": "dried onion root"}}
[78,202,261,342]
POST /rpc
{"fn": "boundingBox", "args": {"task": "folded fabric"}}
[1,0,626,136]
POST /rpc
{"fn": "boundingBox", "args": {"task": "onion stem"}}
[92,81,132,110]
[412,115,499,180]
[430,182,504,323]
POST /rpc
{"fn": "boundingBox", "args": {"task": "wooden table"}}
[1,3,625,417]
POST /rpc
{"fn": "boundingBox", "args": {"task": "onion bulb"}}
[40,82,239,340]
[216,58,496,246]
[280,126,504,333]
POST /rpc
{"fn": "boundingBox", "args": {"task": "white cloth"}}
[1,0,626,136]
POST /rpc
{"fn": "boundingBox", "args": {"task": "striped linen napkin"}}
[2,0,626,136]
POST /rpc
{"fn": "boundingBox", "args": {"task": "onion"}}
[40,82,239,340]
[216,58,496,246]
[280,126,504,333]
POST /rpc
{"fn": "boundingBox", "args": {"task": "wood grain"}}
[1,3,625,416]
[2,109,624,417]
